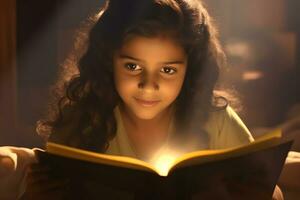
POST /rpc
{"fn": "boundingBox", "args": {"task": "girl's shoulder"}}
[204,105,254,149]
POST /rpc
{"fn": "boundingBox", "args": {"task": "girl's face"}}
[113,35,187,120]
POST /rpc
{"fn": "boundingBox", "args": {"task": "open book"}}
[36,130,292,199]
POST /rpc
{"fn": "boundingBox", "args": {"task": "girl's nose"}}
[138,73,159,91]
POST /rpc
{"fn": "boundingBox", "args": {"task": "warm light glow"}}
[152,154,177,176]
[149,150,182,176]
[225,40,252,60]
[242,70,264,80]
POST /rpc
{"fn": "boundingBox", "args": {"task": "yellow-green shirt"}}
[106,106,254,163]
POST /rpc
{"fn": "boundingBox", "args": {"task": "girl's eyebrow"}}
[119,54,186,65]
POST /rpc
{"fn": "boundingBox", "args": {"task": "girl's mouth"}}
[134,97,161,107]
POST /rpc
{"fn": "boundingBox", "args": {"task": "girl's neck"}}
[119,103,173,132]
[118,103,174,160]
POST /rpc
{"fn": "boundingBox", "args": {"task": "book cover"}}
[36,129,292,200]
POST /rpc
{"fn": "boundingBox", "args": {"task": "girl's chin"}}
[121,102,171,120]
[133,110,161,120]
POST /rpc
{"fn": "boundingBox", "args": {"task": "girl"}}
[0,0,283,199]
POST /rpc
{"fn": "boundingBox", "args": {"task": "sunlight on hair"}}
[95,0,109,20]
[96,9,105,20]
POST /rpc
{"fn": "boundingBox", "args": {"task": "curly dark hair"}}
[37,0,227,152]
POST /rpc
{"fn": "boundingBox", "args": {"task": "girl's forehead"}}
[115,37,187,63]
[119,34,185,54]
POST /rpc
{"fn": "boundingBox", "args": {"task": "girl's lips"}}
[134,97,161,107]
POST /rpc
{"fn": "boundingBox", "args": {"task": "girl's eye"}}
[124,63,142,71]
[160,67,177,75]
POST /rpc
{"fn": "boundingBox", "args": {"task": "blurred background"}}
[0,0,299,148]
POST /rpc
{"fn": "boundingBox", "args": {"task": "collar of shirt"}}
[106,105,176,162]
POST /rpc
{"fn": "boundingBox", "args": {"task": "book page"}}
[46,142,160,174]
[46,129,282,177]
[168,129,282,173]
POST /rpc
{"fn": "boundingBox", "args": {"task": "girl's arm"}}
[0,146,68,200]
[0,146,36,199]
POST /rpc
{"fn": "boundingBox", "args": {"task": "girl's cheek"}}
[116,78,138,96]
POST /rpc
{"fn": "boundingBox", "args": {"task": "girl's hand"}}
[21,163,70,200]
[0,154,15,178]
[0,146,37,176]
[0,146,37,199]
[0,146,20,178]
